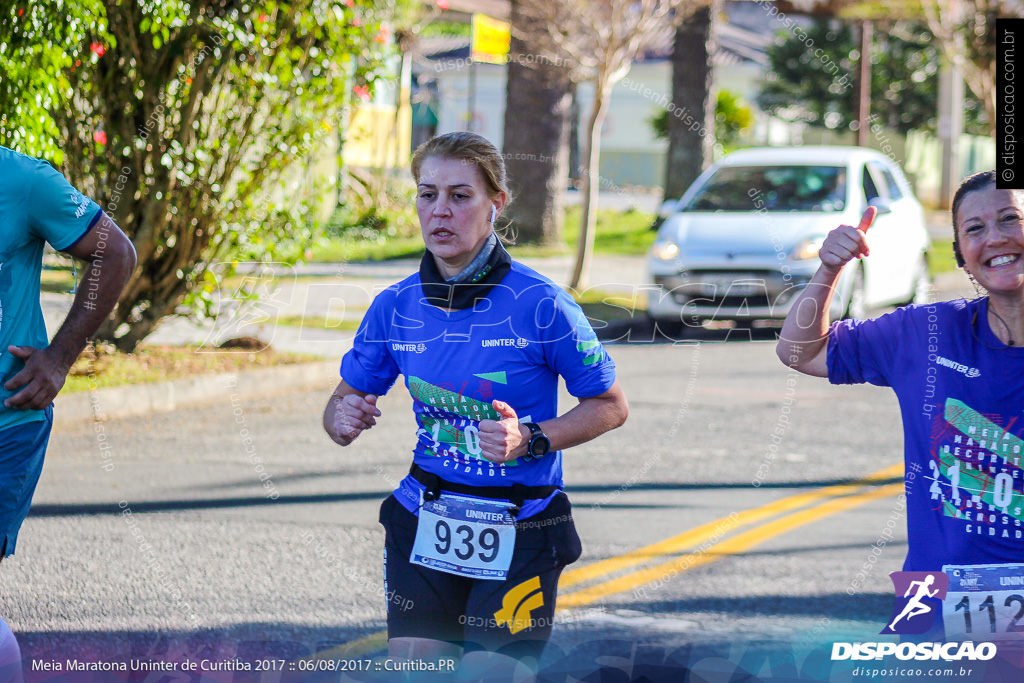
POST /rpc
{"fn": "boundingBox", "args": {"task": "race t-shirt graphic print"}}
[928,398,1023,542]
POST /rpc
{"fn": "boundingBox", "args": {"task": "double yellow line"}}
[557,463,904,609]
[317,464,904,658]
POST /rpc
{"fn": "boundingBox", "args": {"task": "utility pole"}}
[855,20,872,147]
[937,63,964,209]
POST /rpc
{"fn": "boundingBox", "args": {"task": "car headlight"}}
[790,237,824,261]
[650,240,680,261]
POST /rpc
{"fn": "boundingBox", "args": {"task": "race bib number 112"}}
[942,563,1024,641]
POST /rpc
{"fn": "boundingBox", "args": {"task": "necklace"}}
[988,304,1017,346]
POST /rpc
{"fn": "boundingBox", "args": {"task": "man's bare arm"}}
[4,212,136,409]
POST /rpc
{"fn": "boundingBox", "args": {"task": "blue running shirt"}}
[0,147,101,430]
[341,261,617,519]
[829,298,1024,571]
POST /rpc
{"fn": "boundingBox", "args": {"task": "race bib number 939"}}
[410,495,516,580]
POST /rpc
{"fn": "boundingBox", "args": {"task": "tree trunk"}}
[964,65,995,136]
[568,84,580,186]
[663,2,715,202]
[569,79,611,291]
[501,0,572,246]
[100,286,187,353]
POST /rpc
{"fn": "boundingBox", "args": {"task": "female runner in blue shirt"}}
[323,132,628,679]
[778,171,1024,640]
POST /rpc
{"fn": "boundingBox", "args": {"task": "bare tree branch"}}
[515,0,703,288]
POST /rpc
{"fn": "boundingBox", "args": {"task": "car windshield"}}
[682,165,847,212]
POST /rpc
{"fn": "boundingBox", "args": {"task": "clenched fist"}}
[325,393,381,446]
[478,400,527,464]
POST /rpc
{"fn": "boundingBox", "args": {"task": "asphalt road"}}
[5,332,964,681]
[21,243,991,681]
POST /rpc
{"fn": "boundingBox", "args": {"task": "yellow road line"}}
[314,466,904,657]
[310,631,389,661]
[559,463,903,589]
[557,482,904,610]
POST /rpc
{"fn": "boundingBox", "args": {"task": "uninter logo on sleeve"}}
[69,189,91,219]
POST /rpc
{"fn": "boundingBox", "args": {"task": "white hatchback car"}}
[647,146,931,333]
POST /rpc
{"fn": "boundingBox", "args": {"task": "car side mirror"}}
[867,197,892,215]
[658,198,680,218]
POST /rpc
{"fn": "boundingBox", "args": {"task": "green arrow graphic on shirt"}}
[577,340,602,367]
[474,371,507,384]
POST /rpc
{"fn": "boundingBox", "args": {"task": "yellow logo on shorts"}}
[494,576,544,634]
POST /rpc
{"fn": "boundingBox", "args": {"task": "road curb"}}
[53,360,339,427]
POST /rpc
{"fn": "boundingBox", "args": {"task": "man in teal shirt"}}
[0,146,136,678]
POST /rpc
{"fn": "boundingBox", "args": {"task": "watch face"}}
[531,435,551,457]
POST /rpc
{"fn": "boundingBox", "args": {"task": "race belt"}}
[408,463,559,513]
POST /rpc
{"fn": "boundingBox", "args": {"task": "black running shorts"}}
[379,491,582,660]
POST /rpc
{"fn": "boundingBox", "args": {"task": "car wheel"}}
[844,266,867,320]
[904,254,931,306]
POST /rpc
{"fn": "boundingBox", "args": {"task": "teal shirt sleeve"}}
[26,159,102,251]
[0,150,101,429]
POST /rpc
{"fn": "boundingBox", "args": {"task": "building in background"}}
[410,0,992,204]
[413,2,795,190]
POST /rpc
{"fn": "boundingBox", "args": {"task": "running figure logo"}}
[881,571,949,635]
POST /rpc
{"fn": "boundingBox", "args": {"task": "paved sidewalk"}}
[44,254,647,427]
[45,252,975,426]
[43,254,648,357]
[48,252,967,354]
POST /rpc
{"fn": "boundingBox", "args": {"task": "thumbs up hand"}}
[819,207,877,273]
[478,400,527,464]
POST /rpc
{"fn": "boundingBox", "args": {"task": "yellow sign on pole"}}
[470,13,510,65]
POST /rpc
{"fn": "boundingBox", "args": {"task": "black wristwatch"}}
[523,422,550,459]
